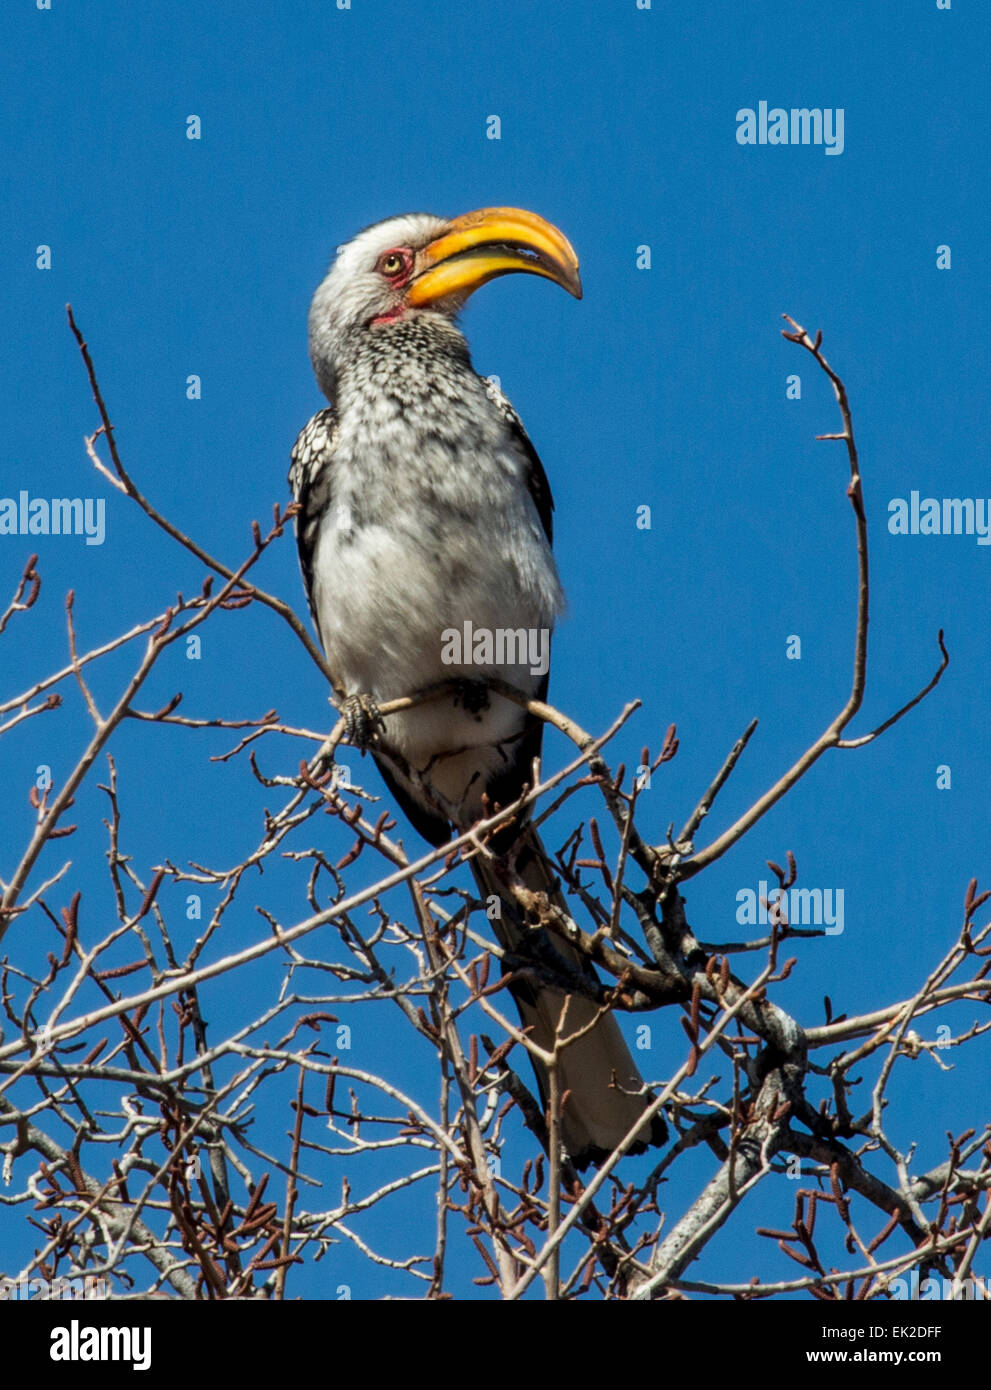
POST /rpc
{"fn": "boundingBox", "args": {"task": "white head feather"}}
[308,213,449,401]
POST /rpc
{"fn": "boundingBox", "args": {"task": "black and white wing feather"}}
[289,407,339,625]
[480,376,554,545]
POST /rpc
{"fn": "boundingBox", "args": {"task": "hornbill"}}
[290,207,664,1167]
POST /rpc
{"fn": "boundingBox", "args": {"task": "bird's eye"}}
[378,249,409,278]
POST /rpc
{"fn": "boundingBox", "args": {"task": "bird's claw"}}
[452,678,490,718]
[341,693,384,751]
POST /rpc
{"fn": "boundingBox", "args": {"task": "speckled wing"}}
[289,406,339,627]
[469,375,558,831]
[480,375,554,545]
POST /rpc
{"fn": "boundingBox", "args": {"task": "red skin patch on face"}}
[370,305,406,326]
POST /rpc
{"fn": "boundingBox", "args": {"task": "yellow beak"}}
[407,207,582,307]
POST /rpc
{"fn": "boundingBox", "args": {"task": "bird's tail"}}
[470,830,666,1169]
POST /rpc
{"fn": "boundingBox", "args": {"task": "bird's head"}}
[308,207,582,400]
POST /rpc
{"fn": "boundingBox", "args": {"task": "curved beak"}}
[407,207,582,308]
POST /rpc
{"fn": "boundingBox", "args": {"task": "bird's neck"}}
[333,314,474,414]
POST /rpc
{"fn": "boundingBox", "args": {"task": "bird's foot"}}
[452,678,491,719]
[341,693,384,751]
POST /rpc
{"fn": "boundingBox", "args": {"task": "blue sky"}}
[1,1,987,1299]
